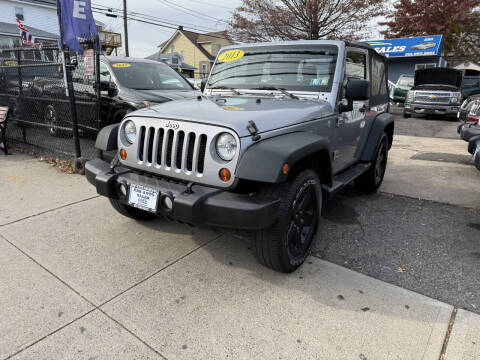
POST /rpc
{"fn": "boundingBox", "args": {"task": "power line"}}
[92,3,222,33]
[155,0,229,24]
[91,4,231,41]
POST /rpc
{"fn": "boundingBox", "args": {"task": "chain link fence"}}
[0,42,101,163]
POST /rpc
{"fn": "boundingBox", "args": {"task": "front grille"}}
[414,92,451,104]
[138,126,207,175]
[120,117,239,188]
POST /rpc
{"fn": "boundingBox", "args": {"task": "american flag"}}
[17,19,41,48]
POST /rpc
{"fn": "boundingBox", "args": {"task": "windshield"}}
[398,76,414,87]
[110,61,192,90]
[208,45,338,92]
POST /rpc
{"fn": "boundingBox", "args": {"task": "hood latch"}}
[247,120,261,141]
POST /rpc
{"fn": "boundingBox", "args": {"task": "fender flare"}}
[95,124,119,151]
[360,112,394,162]
[236,132,332,184]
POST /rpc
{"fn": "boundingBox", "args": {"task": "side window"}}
[371,56,387,96]
[415,63,436,70]
[345,51,366,80]
[100,63,112,83]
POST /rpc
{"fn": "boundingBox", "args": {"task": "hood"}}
[120,88,199,103]
[414,68,462,89]
[129,96,333,137]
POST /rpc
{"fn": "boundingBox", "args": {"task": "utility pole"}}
[123,0,129,57]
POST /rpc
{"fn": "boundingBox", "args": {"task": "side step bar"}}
[322,162,371,196]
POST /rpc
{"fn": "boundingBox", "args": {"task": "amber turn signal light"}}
[282,163,290,175]
[219,168,231,182]
[120,149,127,160]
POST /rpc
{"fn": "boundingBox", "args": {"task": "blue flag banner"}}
[365,35,444,58]
[59,0,98,54]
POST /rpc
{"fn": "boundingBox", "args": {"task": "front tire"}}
[355,133,389,193]
[109,199,157,221]
[254,170,322,273]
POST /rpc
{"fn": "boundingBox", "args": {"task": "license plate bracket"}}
[128,184,159,212]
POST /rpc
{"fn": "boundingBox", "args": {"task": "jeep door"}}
[333,48,369,172]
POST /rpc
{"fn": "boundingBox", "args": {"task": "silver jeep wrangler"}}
[86,40,394,273]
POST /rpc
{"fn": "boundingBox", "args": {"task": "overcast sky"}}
[92,0,384,58]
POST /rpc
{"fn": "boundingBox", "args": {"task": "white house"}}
[0,0,59,48]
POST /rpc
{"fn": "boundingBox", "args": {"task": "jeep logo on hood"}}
[165,121,180,130]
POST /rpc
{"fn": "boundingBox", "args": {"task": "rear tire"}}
[254,169,322,273]
[45,105,63,137]
[355,133,389,193]
[109,199,157,221]
[403,110,411,118]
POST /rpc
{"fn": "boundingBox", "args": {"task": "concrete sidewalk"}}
[383,135,480,209]
[1,153,479,359]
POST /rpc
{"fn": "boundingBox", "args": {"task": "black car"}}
[458,97,480,140]
[27,57,199,136]
[468,135,480,171]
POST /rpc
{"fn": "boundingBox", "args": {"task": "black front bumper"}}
[85,159,279,230]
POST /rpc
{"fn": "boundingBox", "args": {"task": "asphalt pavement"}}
[314,186,480,314]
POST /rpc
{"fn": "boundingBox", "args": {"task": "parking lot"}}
[1,108,480,359]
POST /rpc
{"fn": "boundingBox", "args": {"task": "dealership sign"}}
[365,35,443,58]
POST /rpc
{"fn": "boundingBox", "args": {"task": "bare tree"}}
[228,0,386,43]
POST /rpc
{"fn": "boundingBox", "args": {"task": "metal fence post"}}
[64,51,82,160]
[16,49,27,143]
[56,0,82,170]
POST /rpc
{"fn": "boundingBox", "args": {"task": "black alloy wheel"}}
[254,169,322,273]
[286,180,319,260]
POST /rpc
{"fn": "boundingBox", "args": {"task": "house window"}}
[181,50,185,61]
[415,63,436,70]
[201,63,208,78]
[15,7,24,21]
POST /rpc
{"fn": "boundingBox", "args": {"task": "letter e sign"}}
[73,0,87,19]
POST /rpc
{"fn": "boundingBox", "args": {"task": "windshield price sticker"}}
[218,50,245,62]
[112,63,132,68]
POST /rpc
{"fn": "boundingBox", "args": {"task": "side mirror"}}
[339,79,370,113]
[200,79,207,92]
[345,79,370,101]
[96,81,116,96]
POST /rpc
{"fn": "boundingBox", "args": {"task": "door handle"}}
[336,117,344,127]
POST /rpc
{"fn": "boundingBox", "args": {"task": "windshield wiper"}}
[250,86,299,99]
[209,86,241,95]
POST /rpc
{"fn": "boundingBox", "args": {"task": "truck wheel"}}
[45,105,62,137]
[355,133,389,193]
[109,199,157,221]
[254,170,322,273]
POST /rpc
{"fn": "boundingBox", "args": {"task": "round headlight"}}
[123,120,136,144]
[216,132,237,161]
